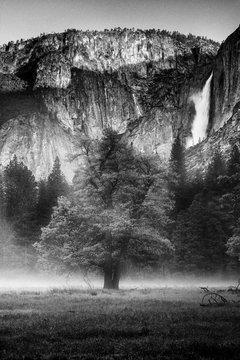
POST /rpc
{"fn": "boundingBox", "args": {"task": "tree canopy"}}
[35,129,174,288]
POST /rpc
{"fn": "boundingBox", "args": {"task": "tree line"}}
[169,137,240,275]
[0,155,68,269]
[1,130,240,288]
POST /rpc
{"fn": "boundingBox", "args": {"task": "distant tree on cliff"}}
[3,156,37,246]
[35,129,173,289]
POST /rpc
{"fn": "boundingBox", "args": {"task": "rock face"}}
[186,109,240,175]
[210,26,240,132]
[1,27,238,181]
[185,25,240,172]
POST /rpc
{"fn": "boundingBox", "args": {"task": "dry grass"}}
[0,287,240,359]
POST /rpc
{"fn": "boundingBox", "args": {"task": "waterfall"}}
[186,73,213,148]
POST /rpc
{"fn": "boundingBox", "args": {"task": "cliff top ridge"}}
[0,27,220,52]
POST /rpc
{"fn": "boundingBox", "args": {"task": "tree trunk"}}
[103,262,121,290]
[103,267,114,289]
[112,263,121,290]
[103,230,124,290]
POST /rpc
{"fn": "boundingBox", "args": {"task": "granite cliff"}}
[210,26,240,132]
[0,27,238,180]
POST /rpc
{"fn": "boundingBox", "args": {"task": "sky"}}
[0,0,239,45]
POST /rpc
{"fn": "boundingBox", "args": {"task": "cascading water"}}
[186,73,213,148]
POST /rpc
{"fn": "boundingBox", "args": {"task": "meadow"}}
[0,285,240,359]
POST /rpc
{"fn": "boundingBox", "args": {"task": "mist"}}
[0,270,238,292]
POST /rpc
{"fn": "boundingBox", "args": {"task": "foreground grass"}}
[0,287,240,359]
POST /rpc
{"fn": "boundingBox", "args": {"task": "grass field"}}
[0,286,240,359]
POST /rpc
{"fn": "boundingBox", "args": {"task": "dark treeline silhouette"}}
[169,138,240,276]
[0,155,68,270]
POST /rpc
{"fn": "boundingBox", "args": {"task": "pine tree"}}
[205,149,226,189]
[3,156,37,246]
[47,156,69,210]
[227,144,240,177]
[173,194,232,273]
[35,180,51,228]
[33,158,69,232]
[226,219,240,262]
[169,135,186,183]
[168,135,188,213]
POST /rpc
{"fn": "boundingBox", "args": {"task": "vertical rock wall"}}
[210,26,240,131]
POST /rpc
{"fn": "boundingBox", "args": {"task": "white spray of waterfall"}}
[186,73,213,148]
